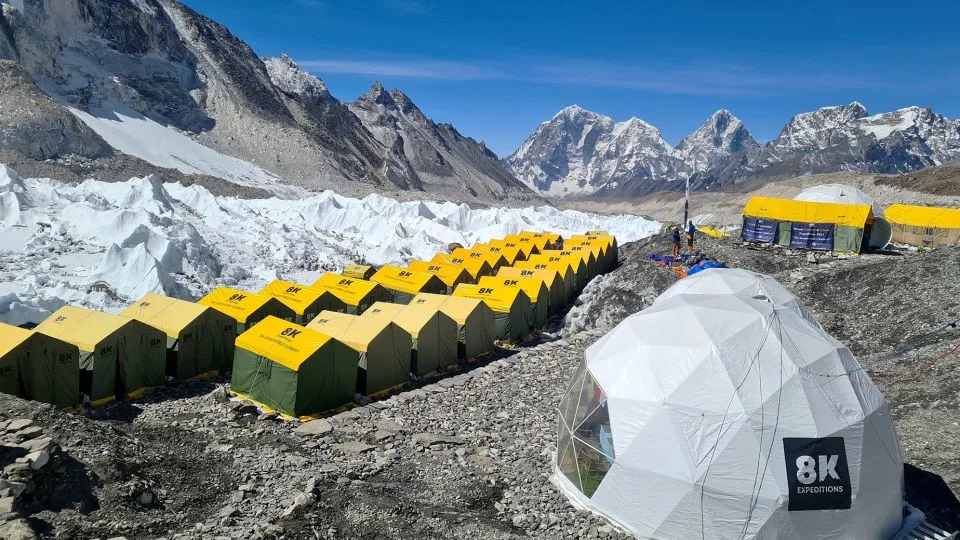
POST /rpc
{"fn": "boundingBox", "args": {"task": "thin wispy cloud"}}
[297,59,504,80]
[298,55,887,96]
[383,0,429,14]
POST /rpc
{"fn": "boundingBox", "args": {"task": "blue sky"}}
[184,0,960,157]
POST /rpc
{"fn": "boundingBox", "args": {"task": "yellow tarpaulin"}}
[526,252,578,277]
[500,235,538,257]
[885,204,960,228]
[696,226,730,238]
[498,266,560,294]
[432,253,491,281]
[198,288,280,324]
[407,293,478,326]
[451,247,507,271]
[453,284,526,314]
[0,323,31,357]
[408,259,472,288]
[743,196,873,228]
[120,293,208,337]
[519,231,562,250]
[371,265,446,296]
[312,273,384,307]
[35,306,132,352]
[342,264,374,280]
[235,316,331,371]
[478,276,546,307]
[481,240,524,265]
[363,301,437,338]
[259,280,334,316]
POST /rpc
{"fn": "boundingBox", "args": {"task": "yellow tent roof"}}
[371,265,444,295]
[362,301,440,337]
[526,253,578,276]
[451,247,507,270]
[479,241,523,264]
[312,273,383,306]
[259,280,334,315]
[567,234,613,253]
[431,253,489,281]
[500,235,537,257]
[498,266,560,292]
[453,283,528,313]
[514,259,568,276]
[198,287,276,324]
[409,293,484,326]
[884,204,960,229]
[538,249,589,271]
[235,316,332,371]
[120,293,208,337]
[35,305,133,352]
[478,275,546,305]
[342,263,374,280]
[0,322,32,357]
[305,310,393,352]
[742,196,873,228]
[565,242,604,262]
[519,231,562,249]
[408,260,471,288]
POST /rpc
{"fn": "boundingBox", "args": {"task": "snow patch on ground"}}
[0,165,661,324]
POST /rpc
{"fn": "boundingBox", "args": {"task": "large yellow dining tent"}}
[884,203,960,247]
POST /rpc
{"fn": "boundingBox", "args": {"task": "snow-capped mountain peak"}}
[263,55,331,101]
[673,109,758,172]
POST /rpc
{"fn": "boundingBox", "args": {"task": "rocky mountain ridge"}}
[508,101,960,197]
[0,0,534,202]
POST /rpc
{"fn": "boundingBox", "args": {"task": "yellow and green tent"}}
[519,231,562,250]
[478,275,549,329]
[342,263,375,280]
[561,245,600,279]
[478,241,524,265]
[410,293,495,361]
[432,253,492,282]
[198,287,295,333]
[363,301,458,374]
[35,306,166,406]
[453,283,532,341]
[741,196,874,253]
[311,273,393,314]
[0,323,79,409]
[370,265,447,304]
[532,251,588,292]
[231,316,358,418]
[407,259,473,292]
[121,293,236,379]
[884,204,960,247]
[514,259,576,304]
[503,234,540,258]
[498,266,566,315]
[259,280,345,324]
[567,234,617,272]
[451,247,507,272]
[306,310,412,395]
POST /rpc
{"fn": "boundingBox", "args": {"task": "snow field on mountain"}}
[0,165,661,324]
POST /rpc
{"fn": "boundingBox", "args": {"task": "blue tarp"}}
[789,222,834,251]
[688,261,726,275]
[741,217,779,243]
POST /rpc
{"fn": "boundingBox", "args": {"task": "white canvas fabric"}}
[794,184,892,248]
[554,292,904,540]
[653,268,819,327]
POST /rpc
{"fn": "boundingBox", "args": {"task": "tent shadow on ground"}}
[14,451,100,538]
[904,462,960,530]
[82,378,219,423]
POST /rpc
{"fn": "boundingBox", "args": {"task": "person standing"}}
[686,220,697,251]
[672,226,682,256]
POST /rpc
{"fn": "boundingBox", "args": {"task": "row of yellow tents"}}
[0,230,618,418]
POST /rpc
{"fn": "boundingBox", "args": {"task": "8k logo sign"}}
[782,437,851,511]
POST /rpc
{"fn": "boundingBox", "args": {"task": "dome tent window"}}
[558,365,614,497]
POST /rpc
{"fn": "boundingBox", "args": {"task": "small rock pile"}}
[0,415,61,540]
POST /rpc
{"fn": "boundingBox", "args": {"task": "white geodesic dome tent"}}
[653,268,819,328]
[794,184,892,248]
[554,292,904,539]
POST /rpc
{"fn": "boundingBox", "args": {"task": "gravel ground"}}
[1,234,958,538]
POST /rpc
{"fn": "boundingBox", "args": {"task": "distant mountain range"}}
[506,102,960,198]
[0,0,534,202]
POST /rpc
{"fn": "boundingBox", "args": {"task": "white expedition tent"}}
[554,288,905,539]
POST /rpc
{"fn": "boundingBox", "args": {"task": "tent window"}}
[558,436,582,492]
[557,369,614,498]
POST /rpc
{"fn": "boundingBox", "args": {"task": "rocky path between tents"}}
[2,235,959,539]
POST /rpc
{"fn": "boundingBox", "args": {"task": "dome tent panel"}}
[554,292,904,539]
[311,273,393,314]
[121,293,236,381]
[35,306,165,406]
[0,323,80,409]
[259,280,345,324]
